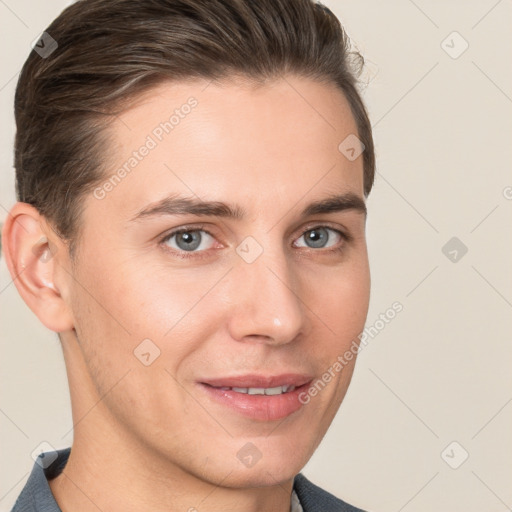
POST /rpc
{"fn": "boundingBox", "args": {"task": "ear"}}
[2,202,75,333]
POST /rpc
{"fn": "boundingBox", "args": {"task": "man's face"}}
[62,76,370,486]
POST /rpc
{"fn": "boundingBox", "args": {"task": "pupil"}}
[177,231,201,251]
[307,228,327,248]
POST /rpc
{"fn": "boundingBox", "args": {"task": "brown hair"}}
[14,0,375,254]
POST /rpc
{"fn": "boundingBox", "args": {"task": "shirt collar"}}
[11,448,69,512]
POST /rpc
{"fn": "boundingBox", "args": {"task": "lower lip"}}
[198,383,311,421]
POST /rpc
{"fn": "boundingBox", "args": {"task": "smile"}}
[198,374,313,421]
[214,385,296,395]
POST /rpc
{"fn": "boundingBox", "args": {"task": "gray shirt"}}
[10,448,367,512]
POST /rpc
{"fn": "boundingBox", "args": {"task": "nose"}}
[226,247,308,346]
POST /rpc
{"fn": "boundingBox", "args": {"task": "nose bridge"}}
[227,238,306,344]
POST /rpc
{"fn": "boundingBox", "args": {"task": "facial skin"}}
[3,75,370,512]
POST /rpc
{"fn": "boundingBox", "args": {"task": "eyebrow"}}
[129,191,366,222]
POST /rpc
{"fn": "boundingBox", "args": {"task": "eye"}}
[161,227,216,255]
[294,226,345,250]
[159,224,348,260]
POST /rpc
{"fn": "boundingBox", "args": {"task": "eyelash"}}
[158,223,351,260]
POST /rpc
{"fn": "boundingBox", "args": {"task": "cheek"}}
[68,263,224,426]
[71,256,228,374]
[312,259,370,344]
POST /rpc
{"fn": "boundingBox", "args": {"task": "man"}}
[3,0,375,510]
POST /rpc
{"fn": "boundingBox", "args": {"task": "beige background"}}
[1,1,511,511]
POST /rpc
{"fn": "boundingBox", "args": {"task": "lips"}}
[198,374,313,421]
[201,374,311,389]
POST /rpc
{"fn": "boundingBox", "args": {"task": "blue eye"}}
[162,228,215,254]
[294,227,344,249]
[160,224,347,260]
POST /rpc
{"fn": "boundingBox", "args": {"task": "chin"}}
[214,461,304,489]
[205,438,313,489]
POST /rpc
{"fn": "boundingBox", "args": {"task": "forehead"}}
[90,76,364,222]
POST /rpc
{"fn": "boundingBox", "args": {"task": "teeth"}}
[264,386,284,395]
[228,385,296,395]
[248,387,265,395]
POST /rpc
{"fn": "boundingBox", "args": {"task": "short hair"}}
[14,0,375,254]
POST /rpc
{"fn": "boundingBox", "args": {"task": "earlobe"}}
[2,202,75,333]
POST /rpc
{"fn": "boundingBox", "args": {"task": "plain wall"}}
[1,1,511,511]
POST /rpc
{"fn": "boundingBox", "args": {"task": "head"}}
[4,0,375,490]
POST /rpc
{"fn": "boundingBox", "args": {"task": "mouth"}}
[209,384,297,395]
[198,374,313,421]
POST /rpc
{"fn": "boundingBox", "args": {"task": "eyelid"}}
[159,223,216,246]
